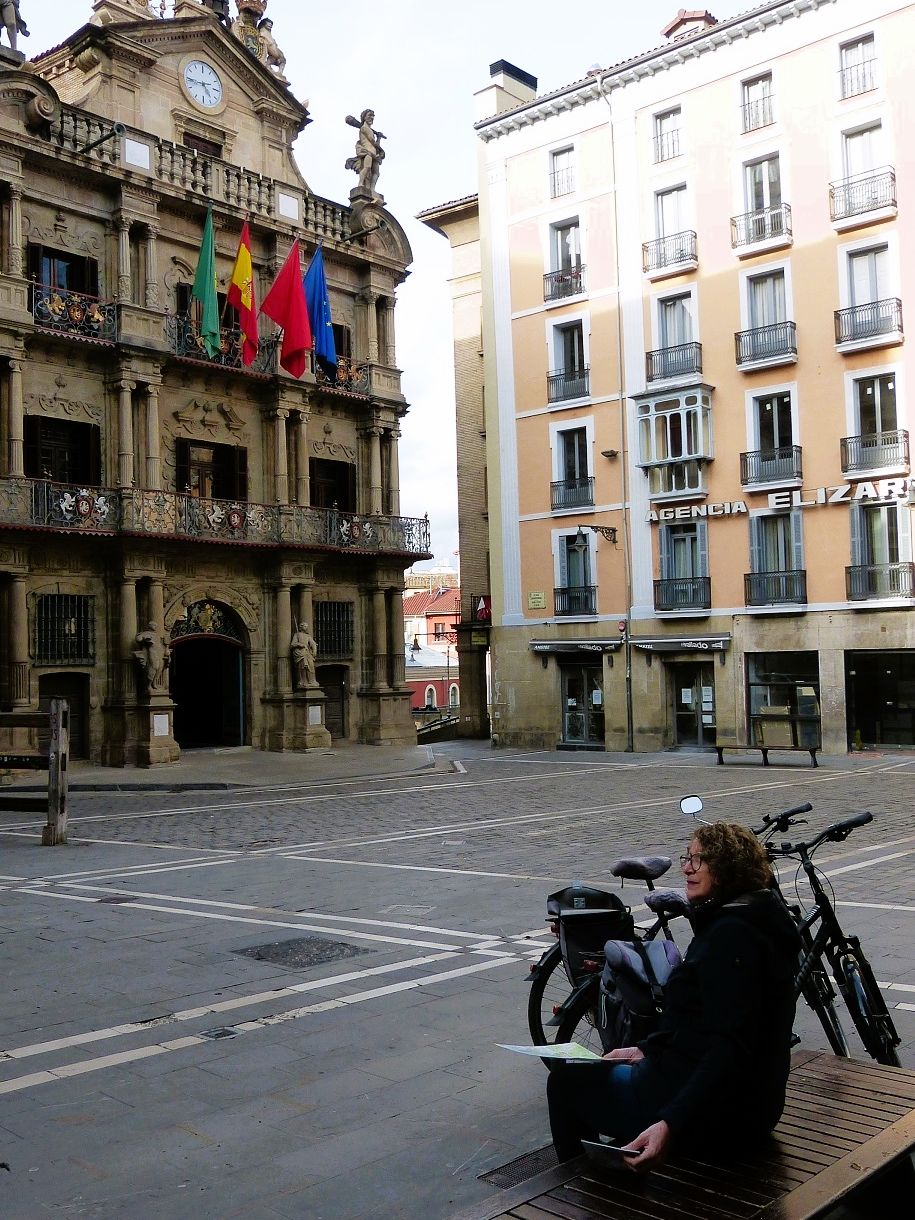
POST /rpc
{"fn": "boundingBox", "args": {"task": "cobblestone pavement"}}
[1,745,914,1219]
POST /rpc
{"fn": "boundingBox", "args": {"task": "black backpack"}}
[597,938,682,1052]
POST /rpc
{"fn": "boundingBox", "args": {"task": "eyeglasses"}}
[680,853,706,871]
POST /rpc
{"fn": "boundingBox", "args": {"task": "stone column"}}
[387,427,401,516]
[274,409,289,504]
[365,291,379,363]
[116,217,132,303]
[276,583,292,694]
[145,385,161,490]
[384,298,396,367]
[368,426,383,515]
[372,587,388,690]
[7,185,23,277]
[149,579,165,631]
[295,411,310,506]
[117,379,135,487]
[120,577,138,699]
[9,574,29,706]
[299,587,314,638]
[144,224,160,309]
[7,359,24,477]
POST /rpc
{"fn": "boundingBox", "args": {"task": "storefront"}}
[846,651,915,748]
[631,635,730,750]
[529,638,622,750]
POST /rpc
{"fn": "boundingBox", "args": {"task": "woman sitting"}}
[547,821,801,1173]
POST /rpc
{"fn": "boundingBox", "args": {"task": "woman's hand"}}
[621,1120,672,1174]
[601,1047,645,1062]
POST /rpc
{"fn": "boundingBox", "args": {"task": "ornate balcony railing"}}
[841,430,909,474]
[314,356,370,394]
[551,477,594,511]
[653,128,681,163]
[742,94,774,132]
[554,585,598,617]
[544,266,585,301]
[840,60,877,99]
[31,284,117,341]
[744,570,807,606]
[547,367,590,402]
[654,576,711,612]
[846,562,915,600]
[0,478,431,557]
[646,342,702,382]
[830,168,896,221]
[740,445,803,485]
[642,230,697,274]
[165,314,279,373]
[730,204,792,248]
[735,321,797,366]
[834,299,903,345]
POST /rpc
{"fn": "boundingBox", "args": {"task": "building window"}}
[742,73,774,132]
[742,391,800,484]
[756,391,793,451]
[183,131,223,158]
[434,622,447,640]
[332,323,352,357]
[27,243,99,296]
[656,186,687,240]
[175,439,248,501]
[745,155,782,213]
[733,156,790,246]
[308,457,356,511]
[840,35,876,99]
[424,685,437,709]
[552,427,593,509]
[655,521,711,611]
[555,529,596,616]
[313,602,354,659]
[653,108,681,162]
[852,502,902,566]
[856,374,898,436]
[550,147,574,198]
[548,321,588,401]
[637,388,712,497]
[746,511,806,604]
[747,652,820,748]
[844,124,880,178]
[848,500,913,598]
[449,684,460,709]
[36,594,95,665]
[24,416,102,486]
[749,270,787,328]
[545,220,583,299]
[659,294,693,349]
[849,245,890,307]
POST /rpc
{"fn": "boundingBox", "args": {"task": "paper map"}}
[498,1042,602,1060]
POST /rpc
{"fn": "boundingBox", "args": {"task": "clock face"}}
[184,61,223,108]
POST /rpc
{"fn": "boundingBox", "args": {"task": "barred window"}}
[36,595,95,665]
[314,601,354,660]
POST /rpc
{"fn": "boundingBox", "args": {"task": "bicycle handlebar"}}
[766,810,873,857]
[764,803,813,823]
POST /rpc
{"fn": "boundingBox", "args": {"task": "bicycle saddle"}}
[645,889,691,919]
[610,856,672,882]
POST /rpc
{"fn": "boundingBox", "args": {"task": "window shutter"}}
[558,537,569,588]
[790,510,805,572]
[658,525,672,580]
[175,439,190,494]
[749,516,762,574]
[347,462,357,513]
[696,520,709,578]
[88,424,102,486]
[23,415,40,478]
[235,447,248,502]
[849,502,864,567]
[27,243,42,284]
[897,504,912,563]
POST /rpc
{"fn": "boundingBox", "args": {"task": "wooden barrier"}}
[0,699,69,845]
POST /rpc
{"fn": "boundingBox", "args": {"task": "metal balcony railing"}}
[840,59,877,99]
[834,299,903,345]
[646,342,703,382]
[841,430,909,474]
[547,367,590,402]
[31,284,117,341]
[544,265,585,301]
[846,562,915,600]
[744,570,807,606]
[735,321,797,366]
[550,167,574,198]
[551,477,594,510]
[554,586,598,617]
[653,128,681,162]
[830,168,896,221]
[313,355,370,394]
[165,315,279,373]
[740,446,803,485]
[742,94,774,132]
[642,230,697,274]
[731,203,792,247]
[653,576,711,612]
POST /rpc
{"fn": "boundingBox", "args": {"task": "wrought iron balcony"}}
[642,231,697,274]
[551,477,594,511]
[654,576,711,612]
[744,570,807,607]
[31,284,116,341]
[165,314,279,373]
[314,355,370,394]
[544,265,585,301]
[742,94,774,132]
[841,430,909,475]
[846,562,915,600]
[646,342,702,383]
[730,204,792,248]
[740,446,803,486]
[834,299,903,346]
[547,367,590,402]
[653,128,681,163]
[830,168,896,221]
[735,321,797,367]
[550,167,574,198]
[840,59,877,99]
[0,478,431,557]
[554,585,598,617]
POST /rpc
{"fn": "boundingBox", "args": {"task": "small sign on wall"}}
[528,591,546,609]
[308,704,323,726]
[153,714,170,738]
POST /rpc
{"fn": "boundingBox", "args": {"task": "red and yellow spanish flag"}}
[260,238,312,378]
[227,220,258,366]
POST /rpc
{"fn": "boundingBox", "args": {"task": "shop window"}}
[747,652,820,749]
[24,416,102,486]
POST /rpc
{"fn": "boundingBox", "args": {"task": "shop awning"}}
[529,638,623,654]
[630,634,731,653]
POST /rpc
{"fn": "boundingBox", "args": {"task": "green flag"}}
[191,205,221,358]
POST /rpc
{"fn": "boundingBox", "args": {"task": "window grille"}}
[36,595,95,665]
[314,602,354,660]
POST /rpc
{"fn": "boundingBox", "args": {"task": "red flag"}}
[227,220,258,367]
[259,239,312,378]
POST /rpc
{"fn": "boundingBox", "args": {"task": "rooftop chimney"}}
[475,60,538,121]
[661,9,718,41]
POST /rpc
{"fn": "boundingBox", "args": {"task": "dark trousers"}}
[547,1060,671,1163]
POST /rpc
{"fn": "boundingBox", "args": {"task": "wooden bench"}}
[716,741,819,768]
[0,700,69,845]
[450,1051,915,1220]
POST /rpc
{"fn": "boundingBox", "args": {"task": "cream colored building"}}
[0,1,428,764]
[473,0,915,756]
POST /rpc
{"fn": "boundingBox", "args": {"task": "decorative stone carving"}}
[257,18,287,84]
[22,214,104,259]
[345,110,385,203]
[172,398,248,439]
[1,0,28,54]
[133,621,171,695]
[310,439,356,461]
[291,621,318,689]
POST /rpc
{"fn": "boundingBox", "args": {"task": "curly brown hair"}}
[690,822,774,902]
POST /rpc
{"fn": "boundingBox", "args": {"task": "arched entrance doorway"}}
[169,600,246,748]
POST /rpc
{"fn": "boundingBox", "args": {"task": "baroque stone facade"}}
[0,3,428,764]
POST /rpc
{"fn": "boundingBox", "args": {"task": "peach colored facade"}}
[474,0,915,755]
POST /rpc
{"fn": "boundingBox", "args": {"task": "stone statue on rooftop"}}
[0,0,29,53]
[256,17,287,83]
[345,109,385,202]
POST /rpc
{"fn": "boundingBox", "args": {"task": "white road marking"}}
[281,854,559,881]
[820,851,915,877]
[452,760,468,774]
[839,901,915,914]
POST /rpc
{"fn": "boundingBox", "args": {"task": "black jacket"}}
[638,888,801,1144]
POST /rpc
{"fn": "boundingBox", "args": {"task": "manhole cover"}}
[479,1144,559,1189]
[200,1027,237,1040]
[234,935,372,970]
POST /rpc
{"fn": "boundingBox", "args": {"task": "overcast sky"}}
[27,0,751,571]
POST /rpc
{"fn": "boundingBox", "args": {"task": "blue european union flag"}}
[303,246,337,377]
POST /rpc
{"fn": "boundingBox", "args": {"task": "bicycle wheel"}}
[527,943,571,1045]
[837,949,901,1067]
[554,977,604,1058]
[800,967,849,1057]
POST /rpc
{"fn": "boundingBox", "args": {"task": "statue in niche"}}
[0,0,29,53]
[291,621,318,689]
[133,621,171,695]
[345,110,385,200]
[257,18,287,83]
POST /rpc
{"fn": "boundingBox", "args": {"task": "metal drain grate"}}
[479,1144,559,1189]
[96,896,137,904]
[234,935,372,970]
[200,1027,237,1040]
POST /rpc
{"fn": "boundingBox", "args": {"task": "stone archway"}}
[169,600,247,748]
